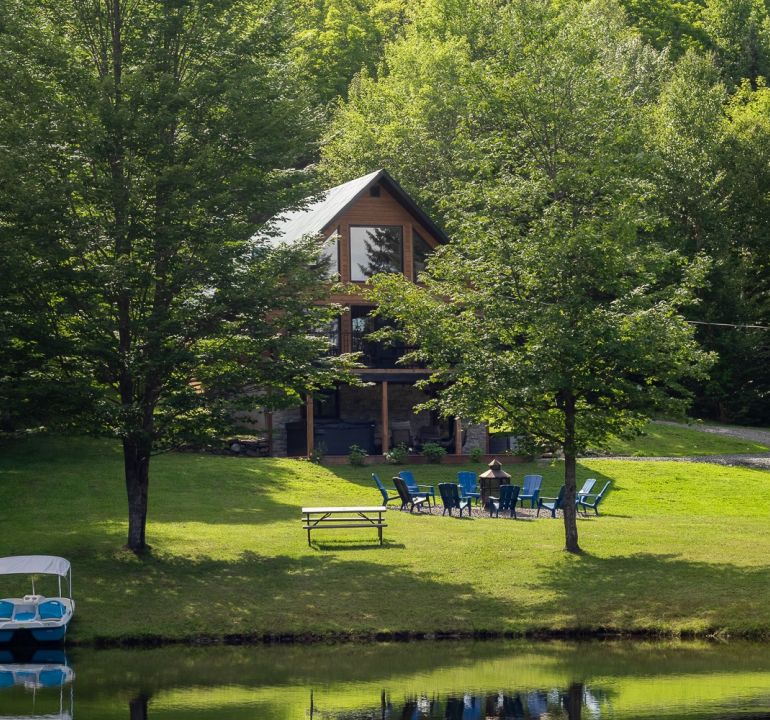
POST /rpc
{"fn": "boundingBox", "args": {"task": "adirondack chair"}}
[537,485,566,518]
[457,471,481,504]
[577,481,611,515]
[393,476,430,513]
[372,473,399,506]
[398,470,436,506]
[576,478,597,505]
[438,482,471,517]
[518,474,543,508]
[488,484,520,518]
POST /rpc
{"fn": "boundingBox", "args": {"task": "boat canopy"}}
[0,557,70,577]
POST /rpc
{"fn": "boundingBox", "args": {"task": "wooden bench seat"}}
[301,506,387,546]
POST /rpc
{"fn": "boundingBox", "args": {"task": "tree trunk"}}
[124,436,152,553]
[562,393,581,553]
[563,683,583,720]
[129,693,150,720]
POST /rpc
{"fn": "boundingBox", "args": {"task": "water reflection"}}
[2,641,770,719]
[0,649,74,719]
[312,684,596,719]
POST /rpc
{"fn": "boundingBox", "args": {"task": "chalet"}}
[260,169,486,459]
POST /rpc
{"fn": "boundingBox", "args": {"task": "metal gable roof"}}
[263,169,449,245]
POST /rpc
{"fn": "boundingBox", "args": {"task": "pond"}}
[2,640,770,719]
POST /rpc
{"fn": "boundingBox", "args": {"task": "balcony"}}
[313,330,423,369]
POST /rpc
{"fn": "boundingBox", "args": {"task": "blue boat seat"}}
[14,611,35,621]
[39,669,67,687]
[0,600,13,620]
[38,600,66,620]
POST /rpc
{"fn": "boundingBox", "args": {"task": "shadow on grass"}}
[530,551,770,631]
[311,540,407,551]
[76,549,516,640]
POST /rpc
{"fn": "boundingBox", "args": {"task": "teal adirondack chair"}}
[576,478,597,505]
[577,481,611,515]
[537,485,566,518]
[518,474,542,508]
[488,484,520,518]
[398,470,436,506]
[439,482,471,517]
[372,473,399,506]
[457,471,481,504]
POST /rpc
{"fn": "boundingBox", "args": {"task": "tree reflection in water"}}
[326,683,597,720]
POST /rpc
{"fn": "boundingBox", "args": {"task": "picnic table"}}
[301,506,387,546]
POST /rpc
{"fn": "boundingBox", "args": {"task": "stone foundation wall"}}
[269,406,302,457]
[463,423,488,453]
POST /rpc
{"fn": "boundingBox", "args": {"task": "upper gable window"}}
[320,230,339,279]
[349,226,403,282]
[412,230,433,280]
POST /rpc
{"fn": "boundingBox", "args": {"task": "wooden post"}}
[455,417,463,456]
[266,411,273,457]
[306,394,314,459]
[381,381,389,455]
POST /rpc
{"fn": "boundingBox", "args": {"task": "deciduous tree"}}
[0,0,352,552]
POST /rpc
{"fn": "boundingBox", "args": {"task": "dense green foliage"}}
[321,0,770,428]
[2,435,770,641]
[328,0,716,552]
[0,0,356,550]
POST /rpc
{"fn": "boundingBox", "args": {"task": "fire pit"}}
[478,458,511,505]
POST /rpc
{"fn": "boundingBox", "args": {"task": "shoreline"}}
[77,625,767,649]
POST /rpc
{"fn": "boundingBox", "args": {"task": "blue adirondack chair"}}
[438,482,471,517]
[537,485,566,518]
[576,478,597,505]
[372,473,399,506]
[577,481,611,515]
[518,474,542,508]
[394,476,430,513]
[488,484,520,518]
[398,470,436,506]
[457,471,481,504]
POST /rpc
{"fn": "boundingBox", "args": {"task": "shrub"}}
[422,442,447,464]
[310,442,327,464]
[348,444,368,466]
[469,447,484,463]
[385,443,409,465]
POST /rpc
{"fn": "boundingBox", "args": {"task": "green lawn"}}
[1,434,770,643]
[598,420,770,456]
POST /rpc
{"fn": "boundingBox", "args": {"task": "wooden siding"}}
[319,182,442,367]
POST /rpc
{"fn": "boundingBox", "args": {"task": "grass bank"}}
[1,435,769,644]
[598,420,770,456]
